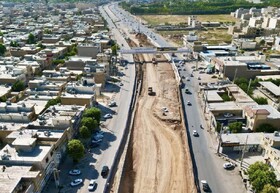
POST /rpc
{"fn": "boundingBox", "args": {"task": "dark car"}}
[101,166,109,178]
[90,142,100,148]
[201,180,210,192]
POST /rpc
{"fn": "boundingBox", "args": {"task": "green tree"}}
[248,161,277,193]
[254,97,268,105]
[256,123,276,133]
[261,184,278,193]
[216,122,222,133]
[45,97,61,108]
[67,139,85,163]
[228,122,242,133]
[220,93,231,101]
[27,33,36,44]
[37,43,46,49]
[111,44,119,56]
[52,59,65,66]
[10,41,19,47]
[83,107,101,124]
[0,44,6,56]
[0,31,3,36]
[79,126,91,139]
[81,117,98,132]
[11,80,25,92]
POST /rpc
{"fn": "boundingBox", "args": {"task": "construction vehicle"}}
[152,57,157,64]
[148,87,155,96]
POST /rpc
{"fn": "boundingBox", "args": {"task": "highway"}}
[106,2,246,193]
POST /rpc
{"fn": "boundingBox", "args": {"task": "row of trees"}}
[248,162,277,193]
[67,107,101,162]
[216,121,276,133]
[121,0,272,15]
[234,77,268,105]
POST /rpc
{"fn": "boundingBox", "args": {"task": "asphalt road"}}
[106,2,246,193]
[54,5,137,193]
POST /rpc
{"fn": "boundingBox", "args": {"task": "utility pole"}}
[240,135,248,169]
[217,123,224,155]
[203,89,208,113]
[233,68,238,83]
[247,78,252,94]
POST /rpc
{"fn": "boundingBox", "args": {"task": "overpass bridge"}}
[120,47,192,54]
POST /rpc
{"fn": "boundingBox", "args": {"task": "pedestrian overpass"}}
[120,46,192,54]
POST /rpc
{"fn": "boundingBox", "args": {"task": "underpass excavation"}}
[117,35,196,193]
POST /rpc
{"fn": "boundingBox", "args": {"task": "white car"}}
[193,130,199,137]
[88,179,97,191]
[70,179,83,187]
[187,101,191,105]
[69,169,81,176]
[120,82,124,86]
[186,77,190,81]
[162,107,169,113]
[104,114,113,119]
[223,162,235,169]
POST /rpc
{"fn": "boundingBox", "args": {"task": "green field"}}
[140,14,238,26]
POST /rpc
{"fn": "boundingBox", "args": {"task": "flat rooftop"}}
[259,81,280,96]
[208,101,242,111]
[256,75,280,80]
[0,144,51,163]
[206,90,224,102]
[0,165,39,193]
[221,133,263,145]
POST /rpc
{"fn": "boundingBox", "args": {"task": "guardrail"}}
[103,62,138,193]
[178,87,200,193]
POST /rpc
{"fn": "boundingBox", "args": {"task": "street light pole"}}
[217,123,224,155]
[240,135,248,169]
[53,168,60,188]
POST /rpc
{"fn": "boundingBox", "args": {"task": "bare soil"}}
[118,38,196,193]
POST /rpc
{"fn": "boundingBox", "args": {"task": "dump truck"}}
[148,87,155,96]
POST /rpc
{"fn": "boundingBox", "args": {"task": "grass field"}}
[140,14,238,26]
[158,28,232,46]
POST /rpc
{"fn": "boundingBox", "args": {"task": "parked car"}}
[201,180,210,192]
[91,142,100,148]
[162,107,168,113]
[70,179,83,187]
[198,76,201,80]
[93,134,104,141]
[119,82,124,86]
[193,130,199,137]
[223,162,235,169]
[101,166,109,178]
[187,101,191,105]
[186,77,190,81]
[92,139,102,144]
[224,113,234,118]
[104,114,113,119]
[69,169,81,176]
[88,180,97,191]
[108,101,116,107]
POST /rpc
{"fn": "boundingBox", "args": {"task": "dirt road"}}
[118,53,196,193]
